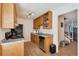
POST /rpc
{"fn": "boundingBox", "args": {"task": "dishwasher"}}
[39,36,45,51]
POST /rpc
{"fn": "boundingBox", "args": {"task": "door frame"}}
[58,9,78,55]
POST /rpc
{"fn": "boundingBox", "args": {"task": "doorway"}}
[58,10,78,56]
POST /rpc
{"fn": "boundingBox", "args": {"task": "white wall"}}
[52,4,79,55]
[16,4,33,41]
[17,17,33,41]
[58,15,64,43]
[65,19,73,33]
[0,29,10,42]
[65,18,77,33]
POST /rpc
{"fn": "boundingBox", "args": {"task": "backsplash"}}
[33,29,53,34]
[39,29,53,34]
[0,29,10,41]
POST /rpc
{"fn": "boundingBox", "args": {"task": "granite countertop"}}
[0,38,25,45]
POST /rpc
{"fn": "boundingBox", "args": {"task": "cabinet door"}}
[43,11,52,29]
[2,42,24,56]
[44,36,52,54]
[48,11,52,29]
[33,18,41,29]
[0,4,1,28]
[34,35,39,46]
[33,20,36,29]
[31,34,39,46]
[39,16,43,26]
[31,34,36,43]
[0,45,2,56]
[2,3,15,28]
[33,19,38,29]
[35,18,39,29]
[38,17,43,29]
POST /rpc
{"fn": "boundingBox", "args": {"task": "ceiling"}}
[63,10,77,25]
[64,10,77,21]
[16,3,67,19]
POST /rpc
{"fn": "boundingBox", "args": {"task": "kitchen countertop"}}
[0,38,25,45]
[31,32,53,37]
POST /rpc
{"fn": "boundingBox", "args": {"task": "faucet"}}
[36,29,39,33]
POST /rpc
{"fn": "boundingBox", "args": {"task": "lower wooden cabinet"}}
[31,33,53,54]
[31,33,39,46]
[0,41,24,56]
[44,36,52,54]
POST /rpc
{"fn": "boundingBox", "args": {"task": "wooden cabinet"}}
[33,17,42,29]
[31,33,53,54]
[39,16,43,26]
[37,16,43,28]
[44,36,52,54]
[33,19,38,29]
[0,45,2,56]
[0,4,1,28]
[31,33,39,46]
[0,41,24,56]
[36,18,40,29]
[43,11,52,29]
[2,3,15,28]
[33,11,52,29]
[33,20,36,29]
[31,33,36,43]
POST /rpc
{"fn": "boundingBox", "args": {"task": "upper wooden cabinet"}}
[0,4,1,28]
[33,19,38,29]
[33,11,52,29]
[2,3,15,28]
[43,11,52,29]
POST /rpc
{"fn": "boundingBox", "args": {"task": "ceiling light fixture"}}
[26,12,35,18]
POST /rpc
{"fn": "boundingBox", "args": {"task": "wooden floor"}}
[24,41,77,56]
[24,42,46,56]
[0,41,77,56]
[57,41,77,56]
